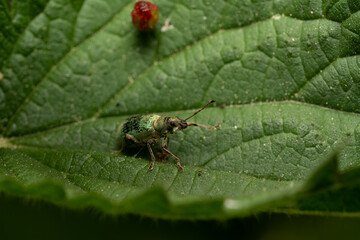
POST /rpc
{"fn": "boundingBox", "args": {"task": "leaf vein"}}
[3,1,134,134]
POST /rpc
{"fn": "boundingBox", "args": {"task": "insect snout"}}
[178,119,188,129]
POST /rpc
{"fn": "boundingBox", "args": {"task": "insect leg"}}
[112,133,140,154]
[147,142,156,171]
[161,147,183,172]
[160,136,170,150]
[165,137,170,150]
[125,133,141,143]
[119,133,141,151]
[157,137,170,162]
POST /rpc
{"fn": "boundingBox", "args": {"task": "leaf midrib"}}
[6,100,360,144]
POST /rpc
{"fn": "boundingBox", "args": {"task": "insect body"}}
[118,100,220,172]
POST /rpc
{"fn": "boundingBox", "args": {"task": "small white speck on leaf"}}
[272,14,281,20]
[161,18,174,32]
[224,199,241,209]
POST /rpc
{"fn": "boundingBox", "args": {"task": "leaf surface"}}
[1,0,360,219]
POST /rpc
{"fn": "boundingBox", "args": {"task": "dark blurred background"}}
[1,193,360,240]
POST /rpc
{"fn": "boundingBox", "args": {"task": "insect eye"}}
[170,121,176,127]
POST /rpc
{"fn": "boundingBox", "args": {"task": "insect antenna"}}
[185,100,216,121]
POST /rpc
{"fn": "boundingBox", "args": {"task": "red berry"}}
[131,1,159,32]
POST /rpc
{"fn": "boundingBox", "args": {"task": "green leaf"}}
[296,148,360,213]
[225,147,360,216]
[1,0,360,221]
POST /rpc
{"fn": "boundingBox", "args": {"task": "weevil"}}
[117,100,220,172]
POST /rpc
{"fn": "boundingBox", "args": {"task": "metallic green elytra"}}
[117,100,220,172]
